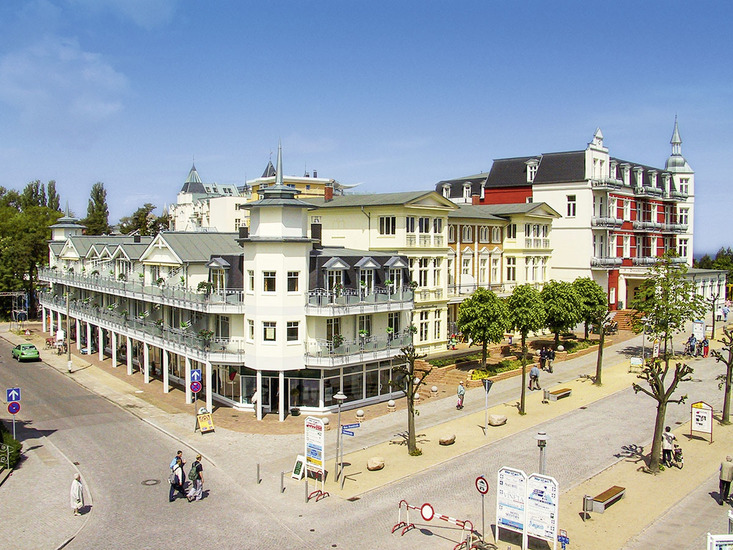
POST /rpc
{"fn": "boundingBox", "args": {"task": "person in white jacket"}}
[70,474,84,516]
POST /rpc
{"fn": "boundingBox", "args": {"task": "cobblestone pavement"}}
[2,319,732,549]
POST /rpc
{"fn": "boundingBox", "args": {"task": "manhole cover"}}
[142,479,160,486]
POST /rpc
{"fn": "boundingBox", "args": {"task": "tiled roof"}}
[157,232,242,263]
[304,191,454,209]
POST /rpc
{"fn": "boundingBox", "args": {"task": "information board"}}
[692,401,714,442]
[496,467,527,534]
[291,454,306,480]
[304,416,325,476]
[526,474,559,543]
[196,412,215,433]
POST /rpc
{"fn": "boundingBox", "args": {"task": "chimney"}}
[134,235,141,243]
[238,226,249,239]
[311,223,322,249]
[313,169,318,178]
[472,194,481,205]
[324,184,333,202]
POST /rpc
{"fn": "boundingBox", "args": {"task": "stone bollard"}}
[439,434,456,445]
[387,399,396,413]
[413,392,420,403]
[322,417,330,430]
[356,409,365,421]
[367,457,385,471]
[431,385,439,397]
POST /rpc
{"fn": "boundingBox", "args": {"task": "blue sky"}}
[1,1,730,255]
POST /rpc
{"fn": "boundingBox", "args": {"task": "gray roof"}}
[246,184,315,209]
[447,204,506,221]
[157,232,242,263]
[65,235,153,257]
[448,202,561,219]
[48,242,64,256]
[180,164,206,194]
[304,190,455,209]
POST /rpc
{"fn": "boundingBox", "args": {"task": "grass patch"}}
[562,340,594,353]
[471,359,524,380]
[428,352,483,368]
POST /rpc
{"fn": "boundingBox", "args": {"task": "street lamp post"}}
[641,317,649,362]
[66,289,72,373]
[334,391,347,481]
[535,431,548,475]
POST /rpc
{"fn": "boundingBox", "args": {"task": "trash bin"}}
[543,389,550,401]
[583,495,594,514]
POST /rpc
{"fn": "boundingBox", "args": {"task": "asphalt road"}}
[0,338,313,550]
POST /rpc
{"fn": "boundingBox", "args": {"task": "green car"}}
[12,343,40,362]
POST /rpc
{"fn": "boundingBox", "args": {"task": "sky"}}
[1,1,731,255]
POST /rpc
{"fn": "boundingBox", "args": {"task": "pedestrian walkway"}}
[3,319,733,549]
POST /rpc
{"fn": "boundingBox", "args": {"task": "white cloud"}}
[0,36,128,134]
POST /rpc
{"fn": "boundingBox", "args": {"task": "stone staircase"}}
[613,309,638,331]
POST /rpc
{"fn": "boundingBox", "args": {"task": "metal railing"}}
[306,286,413,308]
[304,332,412,359]
[39,267,244,313]
[591,217,624,228]
[590,257,623,267]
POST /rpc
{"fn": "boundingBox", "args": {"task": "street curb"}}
[0,467,12,488]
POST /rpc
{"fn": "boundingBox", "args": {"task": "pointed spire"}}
[275,140,284,186]
[185,163,202,184]
[65,200,70,217]
[670,115,682,156]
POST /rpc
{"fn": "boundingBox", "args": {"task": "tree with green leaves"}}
[629,251,706,472]
[83,182,112,235]
[507,284,546,415]
[573,277,608,340]
[47,180,61,212]
[541,280,582,347]
[119,203,168,235]
[457,287,510,370]
[20,180,46,209]
[393,345,430,455]
[712,327,733,425]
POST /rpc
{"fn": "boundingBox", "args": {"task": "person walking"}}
[187,454,204,501]
[70,473,84,516]
[539,347,547,371]
[547,348,555,373]
[529,365,541,390]
[720,456,733,505]
[456,381,465,410]
[169,456,186,502]
[170,450,186,485]
[703,337,710,358]
[662,426,676,467]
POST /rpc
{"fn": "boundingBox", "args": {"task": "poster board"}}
[526,474,559,545]
[496,467,527,535]
[291,454,306,480]
[196,412,215,433]
[691,401,714,443]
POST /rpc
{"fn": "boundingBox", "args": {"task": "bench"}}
[592,485,625,513]
[629,357,643,373]
[548,388,572,401]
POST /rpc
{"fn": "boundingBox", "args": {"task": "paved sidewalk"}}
[3,319,732,549]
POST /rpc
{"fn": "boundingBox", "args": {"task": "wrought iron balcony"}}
[305,286,413,315]
[591,217,624,228]
[39,267,245,314]
[304,332,412,367]
[591,257,623,267]
[591,178,623,190]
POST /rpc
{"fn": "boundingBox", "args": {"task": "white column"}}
[278,370,285,422]
[75,319,81,350]
[143,343,150,384]
[86,323,92,354]
[57,312,63,333]
[163,350,169,393]
[126,336,133,375]
[42,307,47,332]
[111,331,117,368]
[98,326,104,361]
[256,370,263,421]
[205,361,213,412]
[185,357,192,404]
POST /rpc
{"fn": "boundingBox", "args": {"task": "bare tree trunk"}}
[406,379,416,454]
[595,327,605,386]
[520,335,527,415]
[649,400,667,471]
[724,364,732,425]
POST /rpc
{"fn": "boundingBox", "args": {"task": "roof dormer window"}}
[442,184,450,199]
[525,158,540,183]
[462,183,471,201]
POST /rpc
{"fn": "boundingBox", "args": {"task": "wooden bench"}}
[592,485,625,513]
[629,357,643,373]
[548,388,572,401]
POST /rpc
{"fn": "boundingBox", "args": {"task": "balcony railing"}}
[661,223,689,233]
[447,283,507,296]
[591,178,623,190]
[306,286,413,310]
[632,257,659,266]
[666,190,689,200]
[304,332,412,360]
[591,217,624,228]
[634,186,664,198]
[39,291,245,361]
[524,238,551,249]
[590,257,623,267]
[39,267,244,313]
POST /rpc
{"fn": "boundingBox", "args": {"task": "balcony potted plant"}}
[332,333,344,349]
[154,319,164,330]
[198,329,214,342]
[156,277,165,287]
[197,281,213,295]
[384,279,393,295]
[91,270,99,277]
[118,273,126,282]
[409,280,418,290]
[332,282,344,298]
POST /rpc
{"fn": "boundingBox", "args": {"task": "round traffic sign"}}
[420,502,434,521]
[475,475,489,495]
[190,381,202,393]
[8,401,20,415]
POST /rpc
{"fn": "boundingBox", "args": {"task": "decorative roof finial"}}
[670,115,682,156]
[276,140,284,186]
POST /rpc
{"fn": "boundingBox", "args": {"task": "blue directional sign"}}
[190,369,202,383]
[342,423,361,429]
[341,429,355,436]
[6,387,21,402]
